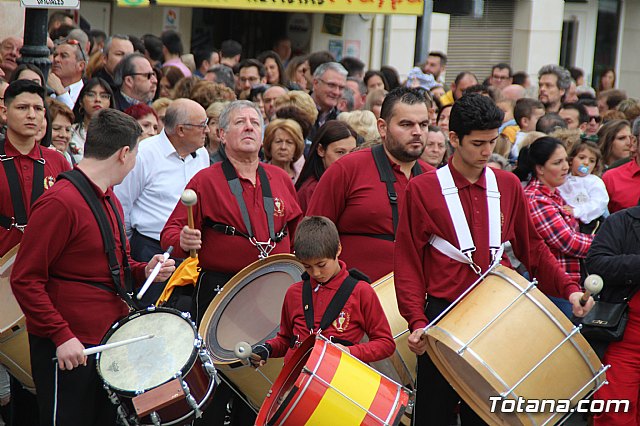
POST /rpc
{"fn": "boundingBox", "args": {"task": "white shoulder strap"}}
[436,165,475,254]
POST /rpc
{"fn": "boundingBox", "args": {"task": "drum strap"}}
[59,169,139,310]
[221,158,282,259]
[302,270,364,334]
[371,144,422,237]
[0,141,45,232]
[432,165,502,274]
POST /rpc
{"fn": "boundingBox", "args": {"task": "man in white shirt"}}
[115,98,209,292]
[50,39,86,109]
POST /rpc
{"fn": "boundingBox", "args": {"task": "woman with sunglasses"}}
[69,77,115,162]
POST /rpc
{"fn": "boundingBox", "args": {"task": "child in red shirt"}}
[254,216,395,365]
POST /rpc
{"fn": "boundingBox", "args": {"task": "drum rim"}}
[96,306,201,396]
[198,254,304,363]
[0,244,23,333]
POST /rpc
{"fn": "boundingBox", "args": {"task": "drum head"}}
[97,308,198,395]
[199,254,304,363]
[0,245,23,333]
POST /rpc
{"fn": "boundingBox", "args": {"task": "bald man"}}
[114,98,210,302]
[0,37,22,76]
[501,84,526,101]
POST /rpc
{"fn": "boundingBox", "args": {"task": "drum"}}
[0,244,35,391]
[370,273,416,391]
[256,334,412,426]
[97,307,216,425]
[198,254,304,411]
[425,265,608,426]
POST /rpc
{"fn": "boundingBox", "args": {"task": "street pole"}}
[414,0,433,66]
[20,9,51,84]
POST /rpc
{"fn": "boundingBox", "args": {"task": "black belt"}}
[340,232,395,242]
[205,219,288,243]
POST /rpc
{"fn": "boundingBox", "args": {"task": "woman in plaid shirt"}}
[514,136,594,285]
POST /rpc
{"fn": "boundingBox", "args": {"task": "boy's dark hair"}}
[449,93,504,139]
[84,109,142,160]
[379,87,429,122]
[4,80,45,107]
[514,98,544,127]
[294,216,340,261]
[560,102,589,124]
[160,30,184,56]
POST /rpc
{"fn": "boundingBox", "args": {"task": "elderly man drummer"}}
[160,100,302,424]
[393,93,594,425]
[10,109,175,426]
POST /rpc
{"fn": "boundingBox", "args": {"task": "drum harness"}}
[430,165,504,274]
[0,140,45,233]
[206,159,287,259]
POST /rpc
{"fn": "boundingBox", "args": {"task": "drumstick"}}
[181,189,198,258]
[580,274,604,306]
[136,246,173,300]
[83,334,155,356]
[234,341,261,361]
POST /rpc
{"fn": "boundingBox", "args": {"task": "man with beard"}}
[113,53,157,111]
[307,87,434,282]
[538,64,571,113]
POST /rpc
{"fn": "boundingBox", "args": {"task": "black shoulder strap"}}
[372,144,398,235]
[0,141,45,230]
[59,170,139,309]
[411,161,424,178]
[302,272,359,333]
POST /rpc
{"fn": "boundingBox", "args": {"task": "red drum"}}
[256,335,411,426]
[97,307,216,425]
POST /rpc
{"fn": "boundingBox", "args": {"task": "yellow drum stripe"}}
[305,352,382,425]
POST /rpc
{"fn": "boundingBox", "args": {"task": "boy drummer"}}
[254,216,395,365]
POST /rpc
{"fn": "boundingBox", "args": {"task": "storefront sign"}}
[118,0,424,16]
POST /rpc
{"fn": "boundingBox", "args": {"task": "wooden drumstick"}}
[234,341,261,362]
[580,274,604,306]
[181,189,198,259]
[83,334,155,356]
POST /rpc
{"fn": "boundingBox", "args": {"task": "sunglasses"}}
[588,115,602,124]
[54,38,87,63]
[127,72,156,80]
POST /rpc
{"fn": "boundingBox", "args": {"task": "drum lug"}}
[181,311,192,320]
[198,349,217,379]
[150,411,161,426]
[179,377,203,418]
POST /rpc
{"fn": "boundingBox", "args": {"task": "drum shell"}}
[97,308,214,425]
[256,335,410,426]
[199,254,304,410]
[0,244,34,391]
[425,266,606,426]
[370,273,416,390]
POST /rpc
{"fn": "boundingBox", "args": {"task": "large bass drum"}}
[198,254,304,411]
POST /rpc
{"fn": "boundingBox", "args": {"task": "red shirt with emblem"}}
[306,148,433,283]
[10,168,147,346]
[394,161,582,332]
[161,162,302,273]
[0,138,70,257]
[267,260,395,364]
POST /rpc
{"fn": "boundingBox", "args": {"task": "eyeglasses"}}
[54,38,87,63]
[491,75,510,81]
[85,91,111,101]
[588,115,602,124]
[128,72,156,80]
[180,118,209,130]
[317,78,345,91]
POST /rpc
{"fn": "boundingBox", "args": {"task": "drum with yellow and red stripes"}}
[256,334,411,426]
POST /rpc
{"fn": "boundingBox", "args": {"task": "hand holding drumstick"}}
[179,189,201,257]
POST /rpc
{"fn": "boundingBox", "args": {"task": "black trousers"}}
[130,229,167,307]
[29,334,117,426]
[192,270,257,425]
[413,298,487,426]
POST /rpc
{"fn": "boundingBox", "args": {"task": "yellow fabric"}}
[156,256,199,306]
[501,125,520,143]
[439,90,454,107]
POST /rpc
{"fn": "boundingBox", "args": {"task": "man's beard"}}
[384,136,424,163]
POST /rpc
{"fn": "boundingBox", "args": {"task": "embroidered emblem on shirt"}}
[332,310,350,333]
[44,176,56,190]
[274,197,285,217]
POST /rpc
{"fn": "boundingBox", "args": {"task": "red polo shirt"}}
[161,162,302,273]
[306,148,433,282]
[267,261,395,364]
[296,176,318,215]
[394,162,582,332]
[10,168,147,346]
[602,159,640,213]
[0,138,70,257]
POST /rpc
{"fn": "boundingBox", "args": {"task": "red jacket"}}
[267,261,395,364]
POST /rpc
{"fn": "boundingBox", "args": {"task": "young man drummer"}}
[255,216,395,365]
[10,109,175,426]
[393,93,594,425]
